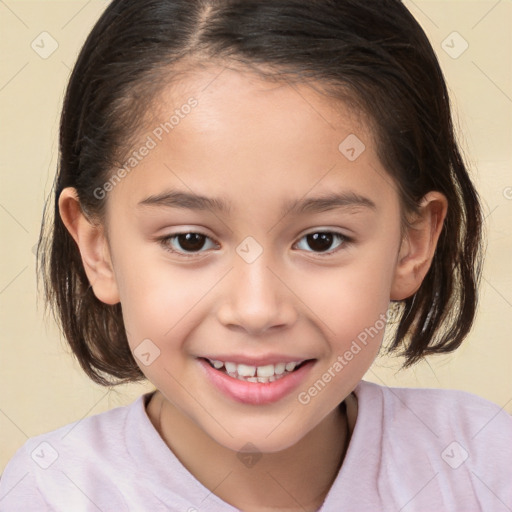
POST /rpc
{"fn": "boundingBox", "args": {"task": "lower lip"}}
[198,358,315,405]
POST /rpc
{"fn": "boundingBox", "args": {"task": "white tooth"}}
[225,362,237,373]
[237,364,256,377]
[211,360,224,369]
[246,377,258,383]
[227,372,237,378]
[285,362,297,372]
[256,364,275,378]
[268,375,276,382]
[257,377,270,383]
[274,363,286,375]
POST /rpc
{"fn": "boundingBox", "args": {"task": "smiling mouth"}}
[200,357,311,384]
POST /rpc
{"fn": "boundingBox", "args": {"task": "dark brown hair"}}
[38,0,483,386]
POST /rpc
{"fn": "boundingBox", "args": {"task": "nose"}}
[216,250,297,335]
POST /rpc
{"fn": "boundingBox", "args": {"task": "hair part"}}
[39,0,484,385]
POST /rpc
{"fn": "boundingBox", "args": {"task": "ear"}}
[391,191,448,301]
[58,187,120,305]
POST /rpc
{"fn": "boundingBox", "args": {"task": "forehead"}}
[153,63,372,145]
[108,64,397,217]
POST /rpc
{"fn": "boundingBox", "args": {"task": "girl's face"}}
[95,66,408,452]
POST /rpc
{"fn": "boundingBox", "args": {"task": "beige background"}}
[1,1,511,473]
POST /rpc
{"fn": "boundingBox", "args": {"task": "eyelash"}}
[157,230,352,258]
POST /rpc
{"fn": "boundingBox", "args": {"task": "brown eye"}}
[306,233,334,252]
[175,233,207,252]
[295,232,348,255]
[161,232,217,255]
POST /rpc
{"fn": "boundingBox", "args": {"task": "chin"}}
[205,418,312,454]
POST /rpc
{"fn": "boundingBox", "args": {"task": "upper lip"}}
[199,354,315,366]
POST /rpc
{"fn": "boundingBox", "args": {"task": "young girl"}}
[1,0,511,510]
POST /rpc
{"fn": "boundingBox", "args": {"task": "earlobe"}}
[58,187,120,305]
[390,191,448,301]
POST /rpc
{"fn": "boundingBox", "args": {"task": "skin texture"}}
[59,65,447,511]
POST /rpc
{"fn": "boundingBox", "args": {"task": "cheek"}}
[300,257,394,331]
[112,245,223,350]
[293,243,399,368]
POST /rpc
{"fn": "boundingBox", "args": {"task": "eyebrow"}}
[137,189,377,216]
[138,191,232,214]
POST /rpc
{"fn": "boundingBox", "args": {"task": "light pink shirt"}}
[1,380,511,511]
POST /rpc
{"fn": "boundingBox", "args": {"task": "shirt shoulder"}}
[323,380,512,512]
[0,392,231,512]
[358,379,512,474]
[369,380,512,444]
[0,395,144,511]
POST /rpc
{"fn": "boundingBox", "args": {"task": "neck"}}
[147,391,356,512]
